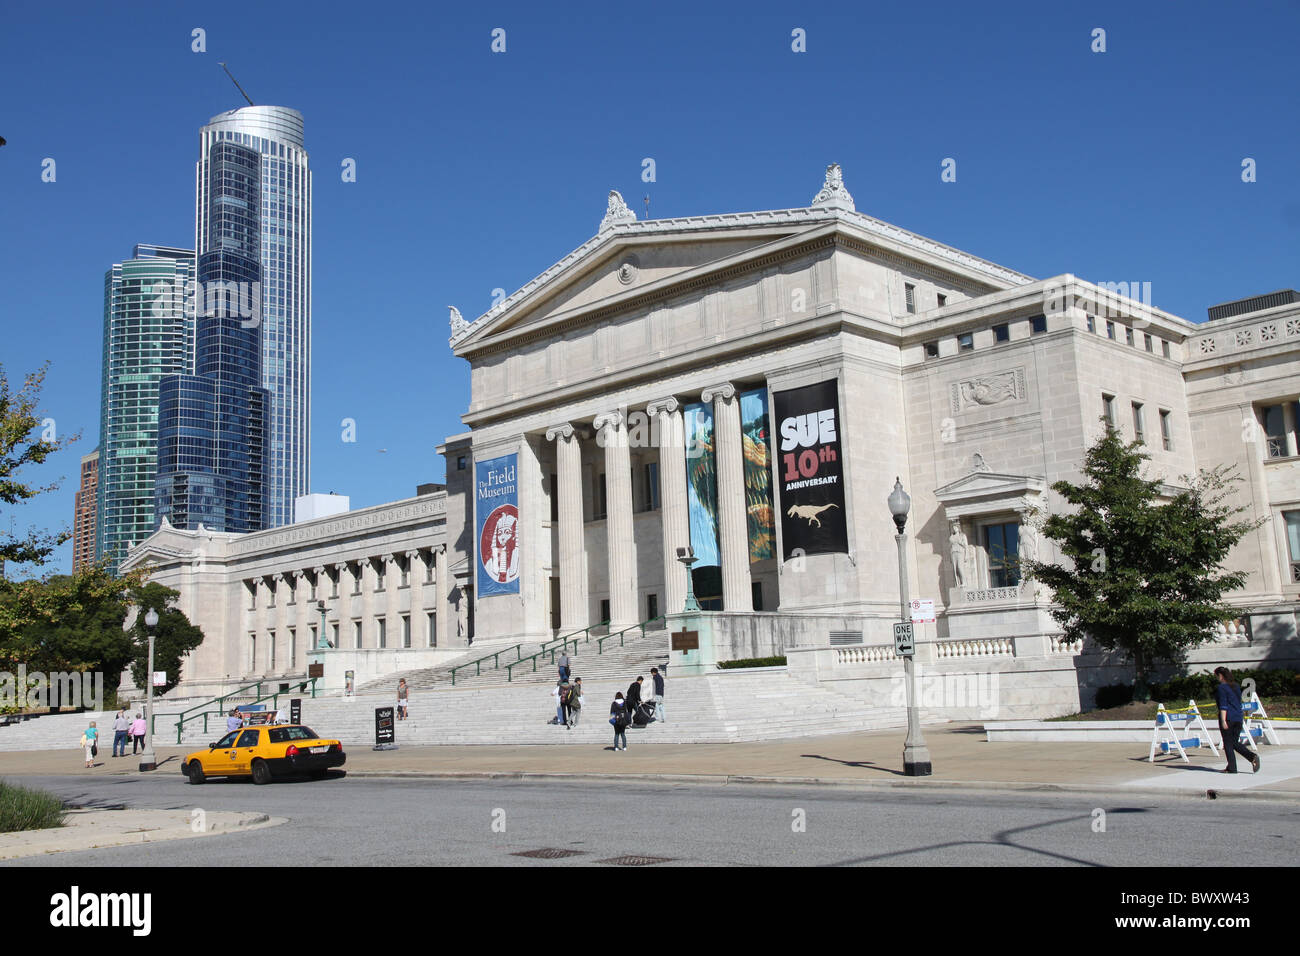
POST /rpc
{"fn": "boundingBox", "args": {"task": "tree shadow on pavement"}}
[800,754,906,777]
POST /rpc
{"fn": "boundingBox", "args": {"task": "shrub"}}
[1094,684,1134,709]
[0,780,67,833]
[716,656,787,669]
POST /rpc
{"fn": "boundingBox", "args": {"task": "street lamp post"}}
[316,601,330,649]
[889,477,932,777]
[675,546,701,612]
[139,607,159,772]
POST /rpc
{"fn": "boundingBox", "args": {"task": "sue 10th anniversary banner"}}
[774,380,848,559]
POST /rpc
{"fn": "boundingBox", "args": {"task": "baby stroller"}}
[631,701,657,727]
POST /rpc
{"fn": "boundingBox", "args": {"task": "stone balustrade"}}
[935,637,1014,659]
[1050,636,1083,655]
[836,644,898,665]
[1212,618,1249,642]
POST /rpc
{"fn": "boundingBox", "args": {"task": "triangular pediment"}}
[934,470,1047,504]
[451,213,830,354]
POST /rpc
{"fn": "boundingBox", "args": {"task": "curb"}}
[0,810,283,862]
[339,769,1300,802]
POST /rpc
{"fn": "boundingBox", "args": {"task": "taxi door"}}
[230,728,261,775]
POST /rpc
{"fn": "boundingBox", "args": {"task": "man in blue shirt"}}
[1214,667,1259,774]
[226,708,243,734]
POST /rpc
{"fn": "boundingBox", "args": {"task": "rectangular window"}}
[923,341,939,359]
[249,634,257,673]
[248,584,256,610]
[287,583,295,605]
[374,563,385,593]
[983,522,1022,588]
[1262,404,1290,459]
[958,332,974,352]
[599,599,611,624]
[330,571,338,598]
[457,455,467,470]
[1285,511,1300,583]
[1102,393,1116,429]
[904,283,916,314]
[1162,340,1171,359]
[1030,314,1047,335]
[400,559,409,588]
[428,612,436,647]
[353,620,362,649]
[1106,320,1116,340]
[645,462,660,511]
[269,630,276,670]
[290,629,297,668]
[1125,327,1135,346]
[268,586,275,608]
[993,323,1009,343]
[1144,333,1154,353]
[331,623,339,649]
[936,293,947,308]
[647,593,659,621]
[378,618,387,649]
[1132,402,1145,443]
[1160,410,1173,451]
[1086,315,1095,333]
[352,565,361,595]
[751,581,764,612]
[402,614,411,648]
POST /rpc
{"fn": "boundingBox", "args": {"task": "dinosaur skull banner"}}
[774,380,848,559]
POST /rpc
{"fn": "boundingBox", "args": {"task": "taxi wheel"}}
[250,759,273,785]
[187,761,206,785]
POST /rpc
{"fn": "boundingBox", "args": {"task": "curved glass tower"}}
[197,106,312,528]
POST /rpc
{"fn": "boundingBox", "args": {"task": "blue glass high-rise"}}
[154,142,269,533]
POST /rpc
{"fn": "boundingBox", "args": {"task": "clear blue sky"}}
[1,0,1297,577]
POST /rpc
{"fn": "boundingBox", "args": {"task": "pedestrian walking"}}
[130,713,146,754]
[550,680,567,726]
[111,709,130,758]
[397,678,410,720]
[81,721,98,768]
[1214,667,1259,774]
[609,692,630,751]
[569,678,584,729]
[558,651,571,683]
[651,666,665,724]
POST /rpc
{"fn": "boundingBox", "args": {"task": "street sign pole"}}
[895,531,932,776]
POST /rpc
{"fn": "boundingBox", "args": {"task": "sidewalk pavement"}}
[1,725,1295,799]
[0,808,284,861]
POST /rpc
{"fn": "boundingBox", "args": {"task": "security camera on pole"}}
[888,478,932,776]
[139,607,159,773]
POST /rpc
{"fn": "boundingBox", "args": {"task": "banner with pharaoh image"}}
[773,380,848,559]
[476,453,520,596]
[739,387,776,562]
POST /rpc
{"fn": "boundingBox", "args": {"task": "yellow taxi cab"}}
[182,724,345,785]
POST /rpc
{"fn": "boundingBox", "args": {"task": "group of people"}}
[110,710,147,758]
[546,653,667,752]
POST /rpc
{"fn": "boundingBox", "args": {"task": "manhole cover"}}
[596,855,675,866]
[511,848,588,859]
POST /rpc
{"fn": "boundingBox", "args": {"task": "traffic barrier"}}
[1148,701,1221,763]
[1241,690,1280,750]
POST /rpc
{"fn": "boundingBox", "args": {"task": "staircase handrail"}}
[171,677,319,744]
[448,643,525,686]
[505,615,663,682]
[595,616,665,654]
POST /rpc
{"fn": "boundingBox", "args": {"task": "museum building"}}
[126,166,1300,705]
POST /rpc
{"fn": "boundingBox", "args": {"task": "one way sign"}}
[893,622,915,657]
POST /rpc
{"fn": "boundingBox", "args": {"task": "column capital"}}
[545,422,576,442]
[592,409,624,432]
[251,576,264,587]
[293,569,306,580]
[701,382,736,404]
[312,565,326,575]
[334,562,348,573]
[271,572,285,583]
[405,549,421,561]
[645,397,680,417]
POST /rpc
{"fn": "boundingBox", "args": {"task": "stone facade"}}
[129,166,1300,710]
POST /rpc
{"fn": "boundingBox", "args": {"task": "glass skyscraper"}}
[154,141,269,533]
[195,106,312,528]
[97,244,195,573]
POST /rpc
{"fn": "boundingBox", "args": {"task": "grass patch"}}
[717,656,787,669]
[0,780,67,833]
[1047,696,1300,722]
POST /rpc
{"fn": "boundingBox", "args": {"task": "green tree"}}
[128,583,204,696]
[0,362,78,566]
[1024,426,1261,700]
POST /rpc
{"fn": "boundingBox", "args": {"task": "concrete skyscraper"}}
[195,106,312,528]
[97,244,195,573]
[72,450,99,572]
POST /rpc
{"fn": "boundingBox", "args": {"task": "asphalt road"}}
[2,773,1296,867]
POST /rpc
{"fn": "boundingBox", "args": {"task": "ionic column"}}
[293,571,311,671]
[251,577,266,676]
[333,562,350,648]
[594,410,637,628]
[361,559,378,648]
[434,545,451,647]
[385,555,402,648]
[407,550,425,647]
[546,422,589,631]
[647,398,688,615]
[702,383,752,611]
[271,573,288,673]
[312,566,328,650]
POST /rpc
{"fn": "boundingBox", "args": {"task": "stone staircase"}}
[196,668,908,747]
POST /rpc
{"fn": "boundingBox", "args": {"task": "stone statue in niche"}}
[1018,520,1038,571]
[948,520,969,587]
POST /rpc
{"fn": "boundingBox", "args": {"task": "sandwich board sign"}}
[893,622,915,657]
